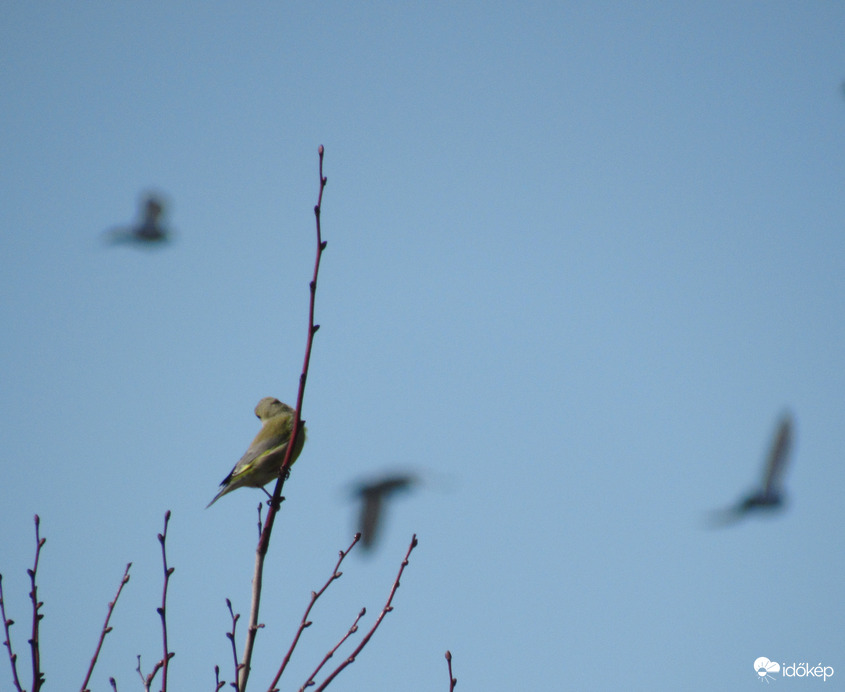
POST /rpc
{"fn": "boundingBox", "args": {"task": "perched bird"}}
[207,398,306,508]
[105,194,171,245]
[709,413,794,526]
[352,473,418,550]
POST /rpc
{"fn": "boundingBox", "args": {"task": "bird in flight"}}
[105,194,171,245]
[351,473,418,551]
[708,413,794,526]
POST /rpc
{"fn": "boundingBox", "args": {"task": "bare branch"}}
[267,533,361,690]
[239,145,328,692]
[28,514,46,692]
[0,573,25,692]
[135,513,175,692]
[136,655,149,691]
[156,510,175,691]
[138,653,170,692]
[109,676,118,691]
[225,598,242,691]
[445,650,457,691]
[298,608,365,691]
[213,665,225,691]
[80,562,132,692]
[313,535,419,691]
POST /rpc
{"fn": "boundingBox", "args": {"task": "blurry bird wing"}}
[359,492,383,549]
[762,417,792,494]
[378,475,416,495]
[104,226,134,244]
[356,475,416,498]
[705,505,746,528]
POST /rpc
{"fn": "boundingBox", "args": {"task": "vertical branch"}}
[156,511,175,691]
[0,573,25,692]
[445,651,457,691]
[225,599,241,691]
[28,514,46,692]
[80,563,132,692]
[238,145,328,692]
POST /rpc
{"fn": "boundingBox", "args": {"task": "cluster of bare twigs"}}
[0,148,450,691]
[299,534,419,692]
[0,517,133,692]
[1,515,431,691]
[220,532,419,691]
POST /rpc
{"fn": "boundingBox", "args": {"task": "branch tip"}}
[239,145,328,691]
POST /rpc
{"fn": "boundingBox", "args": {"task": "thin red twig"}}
[80,562,132,692]
[225,598,242,691]
[298,608,366,691]
[28,514,46,692]
[239,145,328,692]
[135,655,148,691]
[214,665,225,691]
[137,653,169,692]
[0,572,25,692]
[445,650,457,691]
[312,535,419,692]
[156,511,175,691]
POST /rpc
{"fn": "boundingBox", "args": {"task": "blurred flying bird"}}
[352,473,419,550]
[708,413,794,526]
[207,398,306,508]
[105,194,171,245]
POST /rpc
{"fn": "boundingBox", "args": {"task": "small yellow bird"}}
[207,397,306,508]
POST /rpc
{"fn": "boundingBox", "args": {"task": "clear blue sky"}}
[2,3,844,690]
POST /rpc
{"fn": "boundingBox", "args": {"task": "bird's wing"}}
[103,226,134,244]
[762,416,792,495]
[358,492,383,549]
[371,475,417,496]
[222,428,288,484]
[705,506,746,528]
